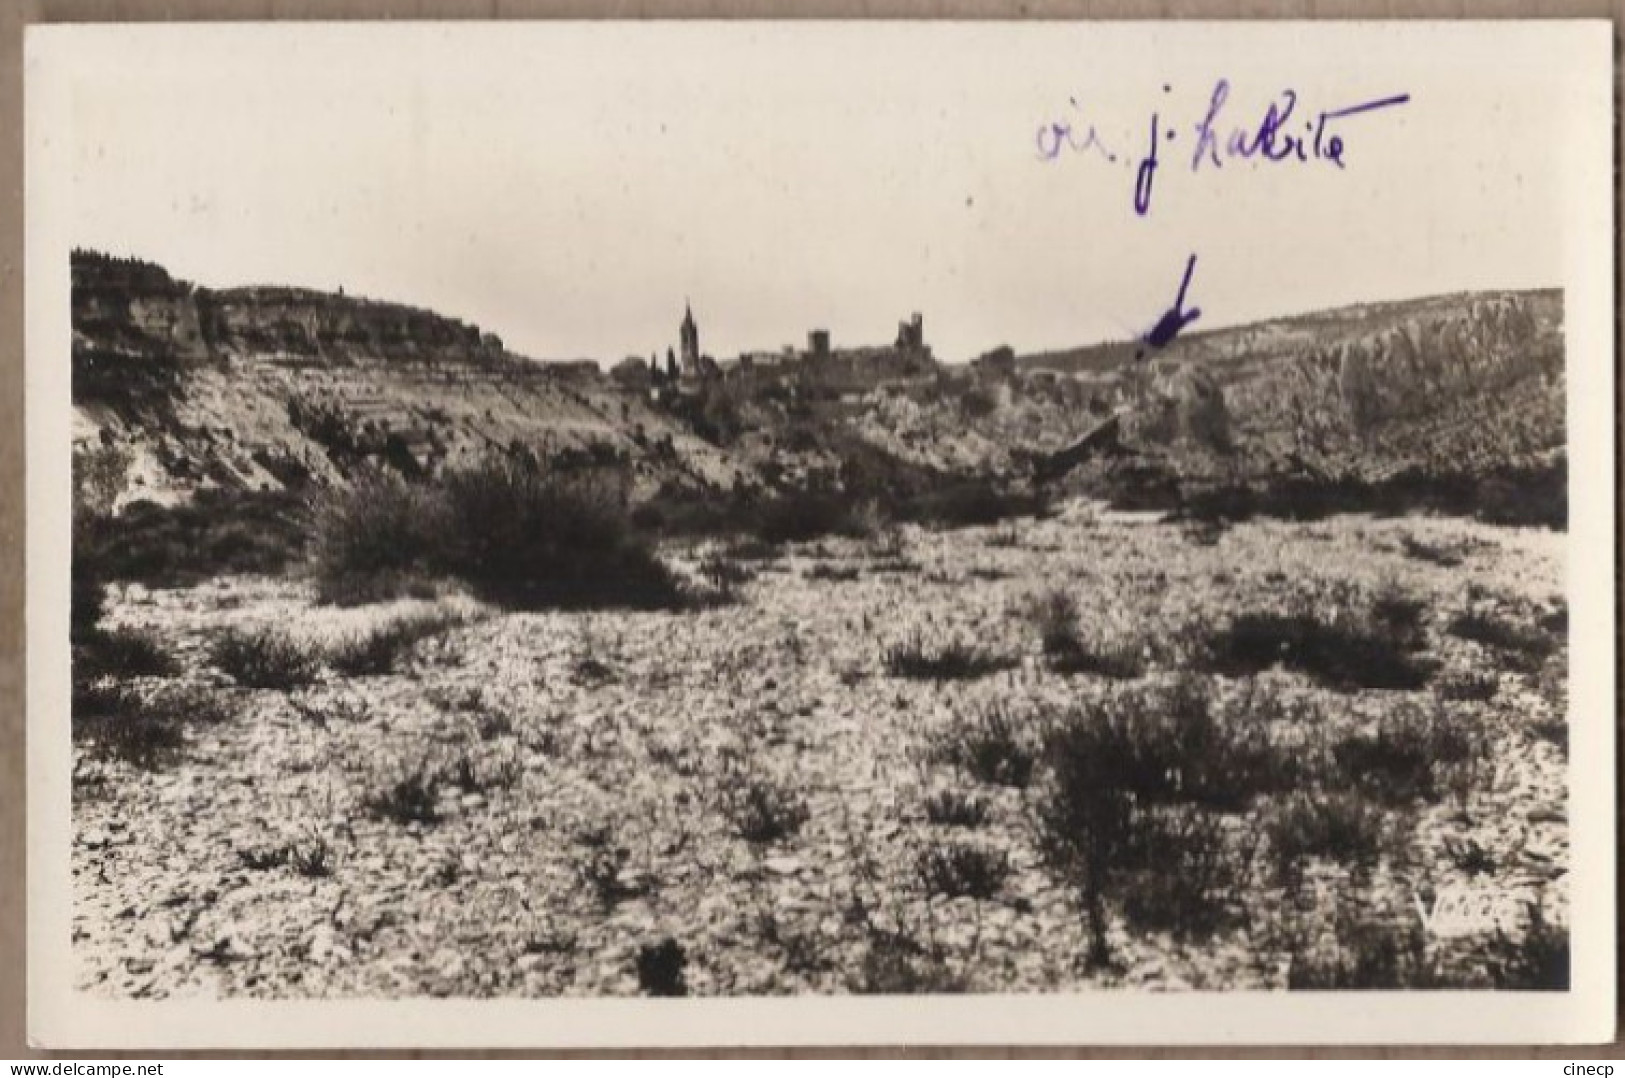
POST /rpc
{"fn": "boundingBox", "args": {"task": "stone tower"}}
[679,301,700,374]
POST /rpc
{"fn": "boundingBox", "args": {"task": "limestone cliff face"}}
[72,254,211,403]
[200,287,502,367]
[70,249,1566,508]
[1221,290,1564,476]
[69,251,746,506]
[1021,288,1563,480]
[72,252,504,380]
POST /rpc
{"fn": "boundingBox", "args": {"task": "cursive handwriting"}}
[1037,80,1411,216]
[1035,97,1123,165]
[1191,79,1410,173]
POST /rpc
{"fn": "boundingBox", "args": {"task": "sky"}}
[50,21,1597,364]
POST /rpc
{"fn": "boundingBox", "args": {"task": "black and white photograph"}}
[26,19,1614,1047]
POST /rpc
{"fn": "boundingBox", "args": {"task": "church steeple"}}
[679,300,700,372]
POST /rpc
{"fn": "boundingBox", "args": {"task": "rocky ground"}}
[72,500,1569,998]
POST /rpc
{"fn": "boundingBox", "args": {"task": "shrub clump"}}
[902,480,1049,531]
[82,490,310,589]
[1020,591,1150,676]
[364,757,443,825]
[722,774,810,845]
[1047,635,1148,680]
[1032,678,1289,964]
[210,628,321,689]
[72,682,183,768]
[1448,610,1559,674]
[882,635,1017,681]
[326,610,468,677]
[1331,702,1481,806]
[928,705,1038,789]
[915,841,1011,900]
[1200,587,1436,691]
[1265,791,1387,889]
[922,789,991,828]
[805,563,862,583]
[752,491,869,546]
[1286,913,1443,989]
[1116,804,1246,941]
[312,458,684,612]
[72,682,237,768]
[635,938,689,997]
[76,627,180,680]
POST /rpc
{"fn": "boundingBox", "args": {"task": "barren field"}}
[71,500,1569,999]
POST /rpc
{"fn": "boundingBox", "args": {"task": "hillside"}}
[71,251,748,506]
[70,250,1566,523]
[1016,289,1563,474]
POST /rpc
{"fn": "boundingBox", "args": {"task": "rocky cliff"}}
[70,251,746,506]
[70,249,1566,512]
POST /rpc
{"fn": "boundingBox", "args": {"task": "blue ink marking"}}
[1035,97,1121,163]
[1133,112,1161,216]
[1321,93,1411,121]
[1135,254,1202,361]
[1037,83,1407,214]
[1192,80,1409,173]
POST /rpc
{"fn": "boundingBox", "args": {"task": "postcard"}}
[25,19,1615,1047]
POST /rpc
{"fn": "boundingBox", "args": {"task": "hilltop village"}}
[610,304,945,401]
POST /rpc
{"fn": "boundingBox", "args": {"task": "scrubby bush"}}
[1033,679,1290,964]
[915,841,1010,900]
[1171,461,1566,532]
[327,610,467,676]
[1481,902,1569,990]
[1265,791,1387,889]
[309,473,440,605]
[927,705,1038,789]
[805,563,862,583]
[1286,913,1443,989]
[71,444,128,643]
[441,746,520,796]
[1200,588,1436,691]
[882,636,1017,681]
[1065,677,1292,812]
[289,836,335,878]
[902,479,1049,531]
[437,458,680,609]
[364,757,442,824]
[72,681,237,768]
[697,551,756,600]
[1047,634,1148,680]
[923,789,990,828]
[722,775,809,845]
[238,843,291,871]
[1436,670,1499,702]
[1033,702,1142,965]
[851,927,967,995]
[77,627,180,680]
[210,628,321,689]
[1399,535,1466,568]
[1331,701,1480,805]
[311,457,683,611]
[752,490,868,546]
[90,491,310,588]
[71,682,183,768]
[1028,589,1080,656]
[1448,610,1559,673]
[1117,804,1246,941]
[635,938,689,997]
